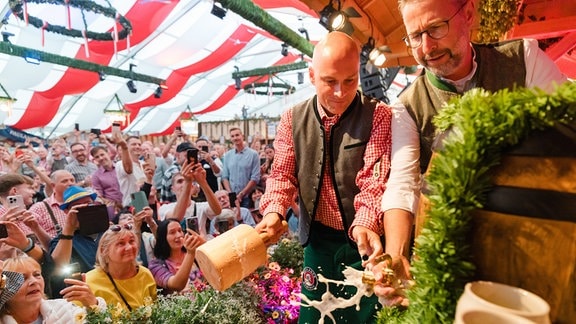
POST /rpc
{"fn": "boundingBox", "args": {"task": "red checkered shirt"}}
[29,195,67,238]
[260,96,392,236]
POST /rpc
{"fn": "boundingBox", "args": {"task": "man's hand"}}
[254,213,287,245]
[371,254,412,307]
[352,225,383,267]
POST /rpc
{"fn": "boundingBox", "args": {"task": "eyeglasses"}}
[108,223,133,232]
[403,2,467,49]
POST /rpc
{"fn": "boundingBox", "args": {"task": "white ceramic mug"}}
[455,281,550,324]
[455,309,537,324]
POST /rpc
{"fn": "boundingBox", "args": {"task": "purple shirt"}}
[92,166,123,218]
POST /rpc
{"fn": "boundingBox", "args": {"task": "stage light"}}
[233,66,241,90]
[281,43,289,56]
[1,31,14,43]
[98,71,107,81]
[211,2,227,19]
[298,27,310,41]
[297,72,304,84]
[318,3,338,30]
[126,80,137,93]
[154,86,162,98]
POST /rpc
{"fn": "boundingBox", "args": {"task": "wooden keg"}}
[417,127,576,323]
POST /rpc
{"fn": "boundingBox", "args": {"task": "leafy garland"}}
[475,0,520,43]
[9,0,132,41]
[378,81,576,323]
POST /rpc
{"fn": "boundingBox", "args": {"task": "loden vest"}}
[400,40,526,173]
[292,93,378,246]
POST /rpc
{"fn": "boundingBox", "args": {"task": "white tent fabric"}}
[0,0,331,138]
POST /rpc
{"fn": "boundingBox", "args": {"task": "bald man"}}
[256,31,413,323]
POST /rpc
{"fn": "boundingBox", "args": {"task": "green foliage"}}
[269,237,304,277]
[476,0,520,43]
[86,281,266,324]
[378,82,576,323]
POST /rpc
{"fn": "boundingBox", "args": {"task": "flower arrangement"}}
[247,262,301,323]
[85,237,305,323]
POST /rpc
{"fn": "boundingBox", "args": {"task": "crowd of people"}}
[0,124,288,321]
[0,0,570,322]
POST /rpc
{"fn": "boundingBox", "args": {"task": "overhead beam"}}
[232,61,308,78]
[218,0,314,57]
[0,42,166,85]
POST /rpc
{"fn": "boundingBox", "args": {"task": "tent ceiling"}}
[1,0,574,139]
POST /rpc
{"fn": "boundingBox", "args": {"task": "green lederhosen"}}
[299,222,381,324]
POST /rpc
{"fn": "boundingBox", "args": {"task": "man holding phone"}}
[195,137,221,197]
[160,142,194,203]
[158,162,221,240]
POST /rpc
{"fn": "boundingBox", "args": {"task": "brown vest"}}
[400,40,526,173]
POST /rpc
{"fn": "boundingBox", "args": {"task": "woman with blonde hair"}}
[0,256,105,323]
[85,224,157,312]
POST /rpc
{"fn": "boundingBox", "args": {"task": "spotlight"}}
[281,43,289,57]
[1,31,14,43]
[318,3,338,30]
[361,38,375,61]
[154,86,162,98]
[297,72,304,84]
[298,27,310,41]
[211,2,227,19]
[98,71,106,81]
[126,80,137,93]
[233,66,242,90]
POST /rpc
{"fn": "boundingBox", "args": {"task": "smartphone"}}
[90,128,101,136]
[131,191,148,213]
[0,224,7,239]
[7,195,25,211]
[187,148,198,164]
[260,157,267,165]
[112,122,121,134]
[62,262,83,283]
[74,123,80,131]
[14,149,24,158]
[228,192,237,205]
[76,204,109,235]
[186,216,199,232]
[201,145,209,152]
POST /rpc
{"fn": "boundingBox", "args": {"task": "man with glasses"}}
[384,0,571,314]
[65,143,97,188]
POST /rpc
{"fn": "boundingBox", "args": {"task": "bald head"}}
[312,31,360,70]
[309,31,360,116]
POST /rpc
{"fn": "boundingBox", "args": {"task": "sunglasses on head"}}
[108,223,133,232]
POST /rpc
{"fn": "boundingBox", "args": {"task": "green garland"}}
[9,0,132,41]
[378,81,576,323]
[243,82,295,96]
[476,0,520,43]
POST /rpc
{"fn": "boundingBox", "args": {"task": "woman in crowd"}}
[86,223,157,311]
[149,218,206,295]
[0,255,105,323]
[113,207,157,268]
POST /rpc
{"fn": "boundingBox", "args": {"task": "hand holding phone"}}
[62,262,83,285]
[131,191,148,213]
[112,122,121,135]
[228,192,237,206]
[187,148,199,165]
[7,195,26,212]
